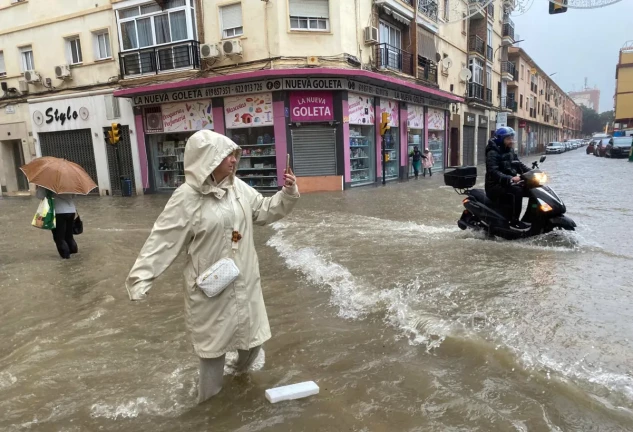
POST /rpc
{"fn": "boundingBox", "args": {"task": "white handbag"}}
[196,258,240,298]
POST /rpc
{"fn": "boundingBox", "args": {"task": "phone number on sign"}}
[205,83,264,97]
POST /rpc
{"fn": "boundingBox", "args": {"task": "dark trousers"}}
[423,167,432,176]
[486,184,526,221]
[51,213,78,259]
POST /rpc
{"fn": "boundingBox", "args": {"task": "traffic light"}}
[380,112,391,136]
[549,0,567,14]
[110,123,121,145]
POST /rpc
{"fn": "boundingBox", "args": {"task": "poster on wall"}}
[407,105,424,129]
[289,91,333,122]
[348,93,375,125]
[162,101,214,132]
[427,108,445,131]
[379,99,399,127]
[224,93,273,129]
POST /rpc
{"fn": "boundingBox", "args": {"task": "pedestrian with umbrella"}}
[21,156,97,259]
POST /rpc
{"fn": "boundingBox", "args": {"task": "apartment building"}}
[614,41,633,134]
[0,0,144,196]
[505,46,581,155]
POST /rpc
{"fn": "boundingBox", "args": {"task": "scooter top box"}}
[444,166,477,189]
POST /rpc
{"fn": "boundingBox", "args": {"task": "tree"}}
[599,110,615,126]
[581,106,602,135]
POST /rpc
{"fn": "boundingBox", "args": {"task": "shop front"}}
[476,115,489,165]
[0,102,32,196]
[347,93,376,187]
[427,108,446,170]
[463,112,477,166]
[407,104,424,177]
[28,90,141,196]
[379,98,400,182]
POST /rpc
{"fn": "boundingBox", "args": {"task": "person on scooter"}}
[485,127,531,229]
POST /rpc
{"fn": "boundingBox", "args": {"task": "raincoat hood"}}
[184,130,240,196]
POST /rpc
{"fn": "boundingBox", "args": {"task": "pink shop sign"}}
[289,91,334,122]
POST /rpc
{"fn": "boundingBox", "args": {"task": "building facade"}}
[569,87,600,113]
[614,41,633,134]
[0,0,143,196]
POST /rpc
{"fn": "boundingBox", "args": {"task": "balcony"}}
[119,40,201,77]
[469,35,485,58]
[418,0,438,22]
[468,0,493,20]
[417,56,438,86]
[502,17,515,45]
[530,82,538,94]
[501,61,516,81]
[375,43,414,76]
[500,97,517,111]
[467,82,493,105]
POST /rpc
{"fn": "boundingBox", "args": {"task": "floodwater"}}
[1,149,632,431]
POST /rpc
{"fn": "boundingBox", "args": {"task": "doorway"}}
[1,140,28,192]
[449,127,459,167]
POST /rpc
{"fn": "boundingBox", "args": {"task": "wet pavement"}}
[1,149,632,431]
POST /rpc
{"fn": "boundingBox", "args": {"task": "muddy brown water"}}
[1,150,632,431]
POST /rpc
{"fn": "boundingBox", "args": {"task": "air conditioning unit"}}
[55,64,72,79]
[24,70,41,84]
[200,43,220,59]
[18,80,29,93]
[364,26,379,45]
[222,40,243,57]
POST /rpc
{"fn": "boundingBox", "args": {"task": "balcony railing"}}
[502,23,515,41]
[418,56,438,85]
[501,61,516,78]
[467,82,492,104]
[376,43,414,76]
[418,0,439,22]
[486,45,493,61]
[468,0,494,18]
[469,35,485,57]
[119,40,201,77]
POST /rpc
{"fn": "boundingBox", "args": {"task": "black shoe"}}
[509,220,531,230]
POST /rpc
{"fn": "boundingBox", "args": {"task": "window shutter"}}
[221,3,242,30]
[291,127,337,176]
[417,27,437,61]
[289,0,329,18]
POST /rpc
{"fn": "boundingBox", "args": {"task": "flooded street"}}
[1,150,632,431]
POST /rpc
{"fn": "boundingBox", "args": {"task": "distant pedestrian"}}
[422,148,435,177]
[36,186,78,259]
[126,130,299,404]
[409,146,424,178]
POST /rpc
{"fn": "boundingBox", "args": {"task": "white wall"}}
[27,89,142,195]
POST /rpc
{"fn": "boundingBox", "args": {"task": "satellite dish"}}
[441,57,453,70]
[459,68,472,82]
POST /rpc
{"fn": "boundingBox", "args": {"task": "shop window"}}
[289,0,329,31]
[520,94,523,108]
[117,0,194,51]
[93,30,112,60]
[66,37,83,65]
[20,45,34,71]
[220,3,243,39]
[0,51,6,77]
[348,93,376,186]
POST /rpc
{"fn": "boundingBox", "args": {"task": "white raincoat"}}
[126,130,299,358]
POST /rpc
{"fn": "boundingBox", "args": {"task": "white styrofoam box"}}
[265,381,320,403]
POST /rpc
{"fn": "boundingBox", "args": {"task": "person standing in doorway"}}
[422,148,435,177]
[36,186,77,259]
[409,146,424,179]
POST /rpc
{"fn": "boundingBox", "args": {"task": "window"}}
[66,37,83,65]
[289,0,329,31]
[521,64,524,80]
[487,24,493,47]
[486,65,492,89]
[462,13,467,34]
[20,46,34,71]
[379,21,402,70]
[443,0,450,21]
[520,94,523,108]
[220,3,243,38]
[469,57,483,84]
[0,51,5,77]
[117,0,193,51]
[93,31,112,60]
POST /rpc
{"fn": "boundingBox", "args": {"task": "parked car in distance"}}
[595,138,610,157]
[587,140,596,154]
[606,136,633,158]
[546,142,565,154]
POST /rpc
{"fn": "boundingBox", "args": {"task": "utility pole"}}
[380,112,391,185]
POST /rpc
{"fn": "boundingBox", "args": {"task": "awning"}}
[392,11,409,25]
[375,0,415,21]
[418,27,437,61]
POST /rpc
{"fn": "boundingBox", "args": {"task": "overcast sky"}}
[511,0,631,113]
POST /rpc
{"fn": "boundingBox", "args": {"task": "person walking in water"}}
[36,186,77,259]
[422,148,435,177]
[125,130,299,404]
[409,146,424,179]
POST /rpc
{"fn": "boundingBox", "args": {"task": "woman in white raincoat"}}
[125,130,299,403]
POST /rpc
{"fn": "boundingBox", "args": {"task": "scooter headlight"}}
[533,172,548,185]
[537,198,553,212]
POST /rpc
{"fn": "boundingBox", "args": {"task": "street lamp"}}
[493,39,525,61]
[549,72,557,77]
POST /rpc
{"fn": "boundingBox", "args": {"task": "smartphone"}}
[286,153,291,172]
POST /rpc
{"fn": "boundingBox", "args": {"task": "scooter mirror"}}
[540,156,546,163]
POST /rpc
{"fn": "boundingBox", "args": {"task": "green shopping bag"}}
[32,191,56,230]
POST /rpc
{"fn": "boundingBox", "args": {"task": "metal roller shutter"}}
[477,127,488,165]
[291,126,336,176]
[463,126,475,166]
[289,0,329,17]
[105,125,137,196]
[39,129,99,194]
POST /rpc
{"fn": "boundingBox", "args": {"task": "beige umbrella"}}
[20,156,97,195]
